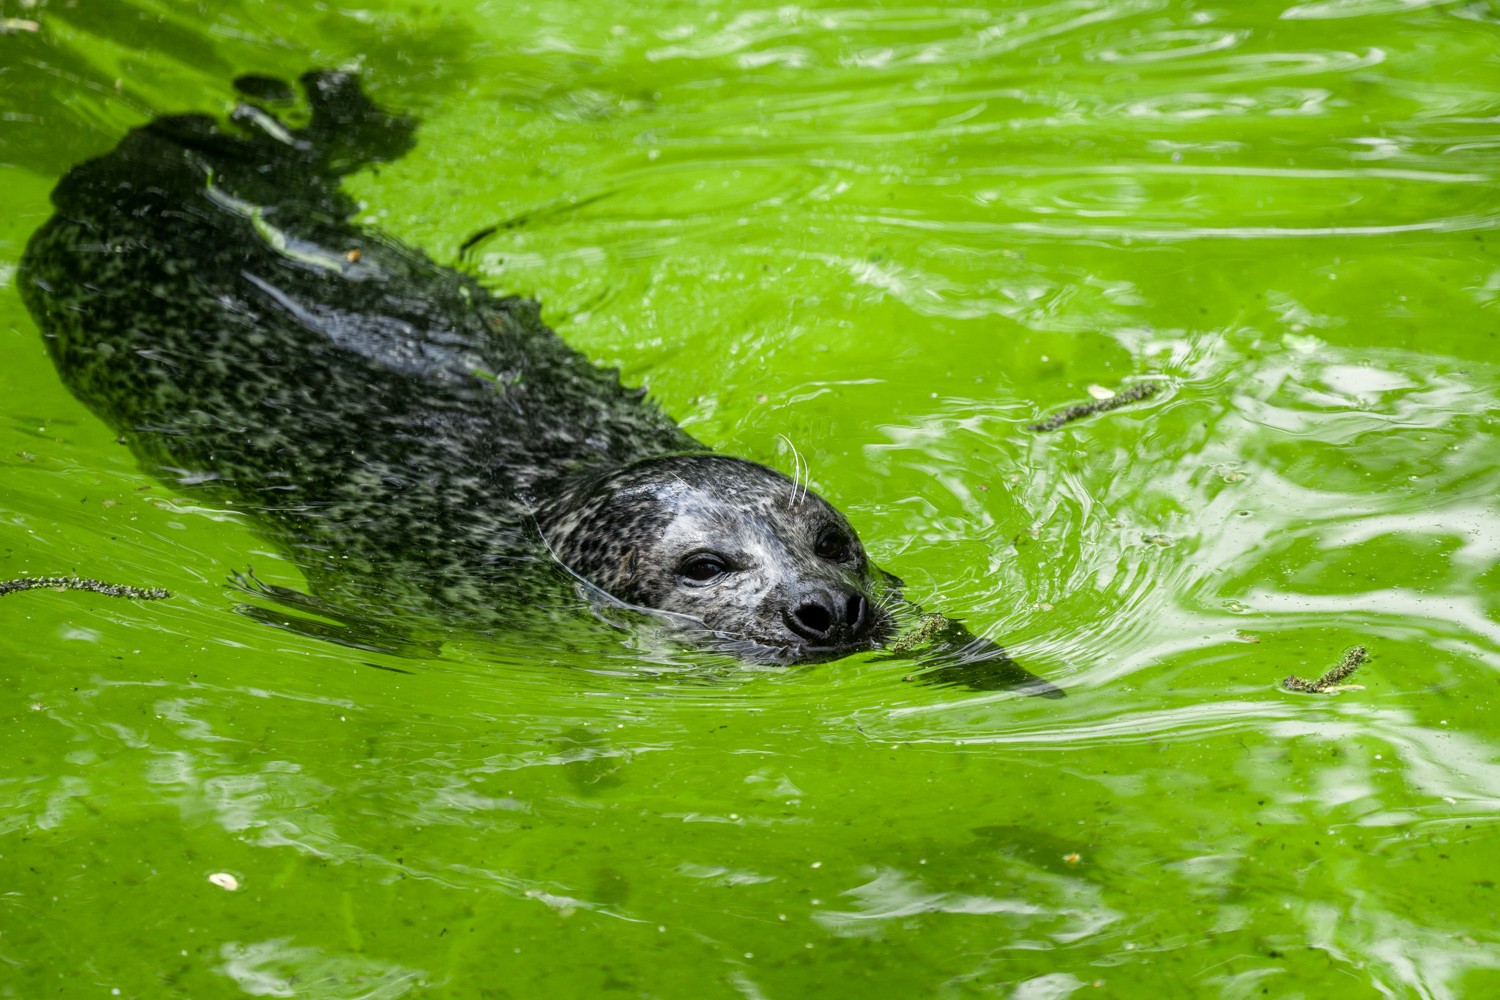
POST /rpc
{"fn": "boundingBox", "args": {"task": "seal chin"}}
[704,635,881,666]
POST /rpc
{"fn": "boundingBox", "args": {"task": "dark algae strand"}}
[1028,382,1161,432]
[0,576,170,600]
[1283,646,1370,693]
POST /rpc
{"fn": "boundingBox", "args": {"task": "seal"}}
[18,72,1061,694]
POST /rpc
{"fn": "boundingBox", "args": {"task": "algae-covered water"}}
[4,0,1500,996]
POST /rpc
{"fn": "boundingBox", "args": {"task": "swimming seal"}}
[18,71,1061,694]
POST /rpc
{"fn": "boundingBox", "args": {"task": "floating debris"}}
[0,576,170,600]
[1282,645,1368,693]
[1143,534,1173,547]
[1027,382,1161,432]
[890,613,952,655]
[207,872,240,891]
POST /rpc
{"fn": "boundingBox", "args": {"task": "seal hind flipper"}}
[295,70,417,176]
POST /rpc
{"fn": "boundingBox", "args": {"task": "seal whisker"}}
[781,433,814,507]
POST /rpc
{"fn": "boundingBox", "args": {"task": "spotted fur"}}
[18,71,899,659]
[539,454,898,661]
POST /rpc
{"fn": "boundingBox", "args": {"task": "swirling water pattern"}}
[2,0,1500,997]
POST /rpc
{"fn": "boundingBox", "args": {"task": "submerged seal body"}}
[19,72,1059,690]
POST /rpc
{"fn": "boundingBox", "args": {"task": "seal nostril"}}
[846,593,866,630]
[794,603,832,636]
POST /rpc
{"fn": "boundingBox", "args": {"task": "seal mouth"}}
[763,600,896,664]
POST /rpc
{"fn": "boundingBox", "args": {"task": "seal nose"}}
[784,585,872,646]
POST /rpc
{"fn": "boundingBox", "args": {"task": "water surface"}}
[3,0,1500,996]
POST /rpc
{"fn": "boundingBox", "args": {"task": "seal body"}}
[18,72,899,662]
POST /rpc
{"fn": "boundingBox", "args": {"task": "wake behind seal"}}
[18,71,1061,696]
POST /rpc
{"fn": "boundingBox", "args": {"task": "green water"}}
[4,0,1500,995]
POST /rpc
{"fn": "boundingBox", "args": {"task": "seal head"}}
[539,454,893,662]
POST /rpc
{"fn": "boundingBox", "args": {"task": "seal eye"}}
[680,555,729,583]
[815,528,848,561]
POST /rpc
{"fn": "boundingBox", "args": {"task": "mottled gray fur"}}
[18,72,1059,692]
[540,454,893,662]
[18,72,891,659]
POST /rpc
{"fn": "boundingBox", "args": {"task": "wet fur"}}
[18,72,894,653]
[19,71,1060,693]
[540,454,896,662]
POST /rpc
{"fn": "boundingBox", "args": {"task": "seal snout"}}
[782,583,873,649]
